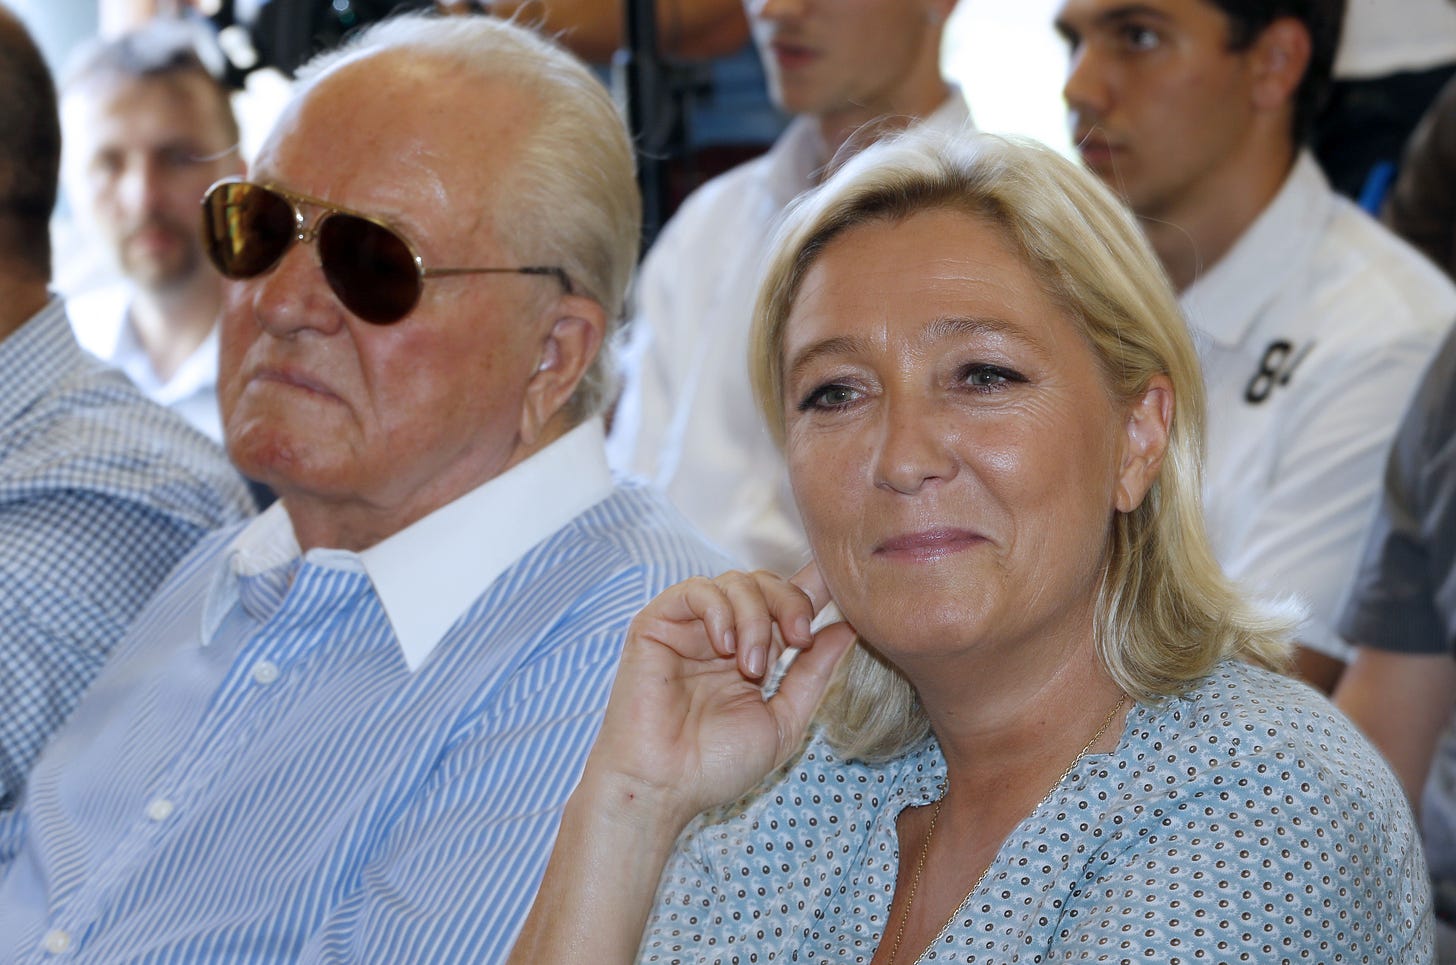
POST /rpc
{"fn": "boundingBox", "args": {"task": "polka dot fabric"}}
[638,660,1432,963]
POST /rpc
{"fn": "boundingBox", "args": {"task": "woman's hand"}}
[505,564,856,965]
[590,562,858,828]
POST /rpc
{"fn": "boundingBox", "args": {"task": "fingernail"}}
[746,646,766,677]
[724,629,737,654]
[795,616,811,641]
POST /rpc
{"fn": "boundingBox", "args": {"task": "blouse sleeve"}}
[1046,753,1432,964]
[637,814,730,964]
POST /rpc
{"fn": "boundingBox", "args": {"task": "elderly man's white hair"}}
[294,13,640,423]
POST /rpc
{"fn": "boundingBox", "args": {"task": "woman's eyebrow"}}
[785,334,872,385]
[922,315,1054,361]
[785,313,1056,384]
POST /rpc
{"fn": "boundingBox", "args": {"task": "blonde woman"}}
[509,131,1430,964]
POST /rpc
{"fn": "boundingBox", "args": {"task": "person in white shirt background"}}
[1055,0,1456,692]
[609,0,971,575]
[59,19,243,443]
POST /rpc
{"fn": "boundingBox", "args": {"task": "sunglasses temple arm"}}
[423,266,574,294]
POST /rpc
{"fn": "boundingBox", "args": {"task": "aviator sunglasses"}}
[200,178,573,325]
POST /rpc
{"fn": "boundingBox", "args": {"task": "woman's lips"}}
[874,528,986,561]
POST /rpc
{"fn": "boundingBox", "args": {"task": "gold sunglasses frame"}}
[202,177,574,323]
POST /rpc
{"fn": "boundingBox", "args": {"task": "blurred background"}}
[15,0,1074,294]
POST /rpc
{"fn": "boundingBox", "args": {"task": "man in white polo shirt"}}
[1055,0,1456,688]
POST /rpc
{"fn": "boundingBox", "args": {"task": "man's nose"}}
[1063,43,1112,120]
[749,0,807,22]
[117,156,168,217]
[244,233,349,339]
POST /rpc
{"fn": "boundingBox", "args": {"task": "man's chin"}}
[225,414,330,488]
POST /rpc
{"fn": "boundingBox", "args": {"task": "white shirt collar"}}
[202,419,615,671]
[1179,151,1334,348]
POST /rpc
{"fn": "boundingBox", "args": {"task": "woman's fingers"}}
[601,568,858,818]
[628,576,735,658]
[634,571,821,678]
[717,572,776,678]
[631,569,835,685]
[788,561,834,620]
[765,619,857,761]
[732,571,820,679]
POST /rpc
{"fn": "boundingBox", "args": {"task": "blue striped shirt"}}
[0,298,255,809]
[0,424,727,962]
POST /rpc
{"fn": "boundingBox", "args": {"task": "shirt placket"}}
[32,563,371,960]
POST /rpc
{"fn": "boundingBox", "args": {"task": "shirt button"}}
[146,798,175,822]
[251,660,279,685]
[41,929,70,954]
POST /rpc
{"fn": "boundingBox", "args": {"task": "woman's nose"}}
[872,396,959,495]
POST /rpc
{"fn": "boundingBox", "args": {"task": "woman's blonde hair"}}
[750,130,1294,762]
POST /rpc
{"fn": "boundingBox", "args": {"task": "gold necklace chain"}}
[885,692,1128,965]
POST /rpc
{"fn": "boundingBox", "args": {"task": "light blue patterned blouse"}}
[642,660,1432,963]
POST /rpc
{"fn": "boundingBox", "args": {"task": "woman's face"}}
[781,209,1156,671]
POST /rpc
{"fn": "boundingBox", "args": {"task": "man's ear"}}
[518,293,607,445]
[1249,17,1312,114]
[1115,374,1173,514]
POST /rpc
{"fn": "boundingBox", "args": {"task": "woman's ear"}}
[518,293,608,445]
[1115,374,1173,513]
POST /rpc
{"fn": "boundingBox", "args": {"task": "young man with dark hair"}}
[1056,0,1456,689]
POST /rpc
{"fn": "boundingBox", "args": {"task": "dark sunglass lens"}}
[202,182,296,279]
[317,214,420,325]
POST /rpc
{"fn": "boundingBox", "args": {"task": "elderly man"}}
[1056,0,1456,690]
[60,22,245,442]
[608,0,968,574]
[0,7,254,811]
[0,13,724,960]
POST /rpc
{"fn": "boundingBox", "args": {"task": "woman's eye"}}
[798,383,860,411]
[960,364,1025,390]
